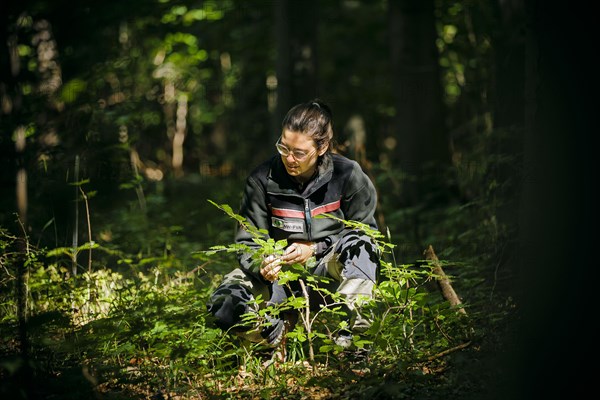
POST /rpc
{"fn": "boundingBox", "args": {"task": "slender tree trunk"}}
[491,0,526,238]
[11,26,29,363]
[273,0,291,142]
[3,9,32,394]
[492,1,526,130]
[289,0,319,103]
[72,155,80,275]
[163,81,176,173]
[15,129,29,363]
[388,0,449,206]
[172,93,188,177]
[273,0,319,133]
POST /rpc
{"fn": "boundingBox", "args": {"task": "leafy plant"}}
[198,200,473,374]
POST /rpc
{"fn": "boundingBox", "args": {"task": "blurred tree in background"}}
[1,0,516,255]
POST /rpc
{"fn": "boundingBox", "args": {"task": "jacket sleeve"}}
[234,175,270,279]
[341,161,378,230]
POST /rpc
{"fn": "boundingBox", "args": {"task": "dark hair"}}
[281,99,334,152]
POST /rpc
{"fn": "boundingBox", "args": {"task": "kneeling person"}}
[207,99,380,351]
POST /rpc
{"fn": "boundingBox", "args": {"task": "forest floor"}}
[87,301,519,400]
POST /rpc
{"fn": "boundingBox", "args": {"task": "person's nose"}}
[285,153,296,162]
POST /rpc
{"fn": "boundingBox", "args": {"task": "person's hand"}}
[260,242,316,282]
[260,255,282,282]
[280,242,315,266]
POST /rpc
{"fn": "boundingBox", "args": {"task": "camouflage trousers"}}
[206,229,380,343]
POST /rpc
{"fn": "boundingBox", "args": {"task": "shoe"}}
[333,330,354,349]
[260,314,298,366]
[261,313,297,348]
[261,315,285,347]
[347,346,370,363]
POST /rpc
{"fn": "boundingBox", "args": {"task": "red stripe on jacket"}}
[311,199,341,216]
[271,199,341,219]
[271,207,305,218]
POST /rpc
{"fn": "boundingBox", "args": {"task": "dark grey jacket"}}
[235,152,378,278]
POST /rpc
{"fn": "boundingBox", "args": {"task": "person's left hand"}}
[280,241,315,266]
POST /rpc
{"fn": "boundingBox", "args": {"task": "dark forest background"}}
[0,0,595,399]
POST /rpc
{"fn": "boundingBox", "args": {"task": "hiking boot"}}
[333,330,354,349]
[261,315,285,347]
[260,313,297,366]
[260,312,297,348]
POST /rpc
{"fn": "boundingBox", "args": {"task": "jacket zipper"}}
[304,198,312,241]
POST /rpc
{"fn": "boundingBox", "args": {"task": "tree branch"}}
[424,245,467,316]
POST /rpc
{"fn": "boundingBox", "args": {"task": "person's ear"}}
[318,144,328,156]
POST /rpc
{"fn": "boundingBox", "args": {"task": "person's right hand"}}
[260,255,282,282]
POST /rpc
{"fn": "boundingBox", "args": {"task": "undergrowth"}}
[0,154,518,399]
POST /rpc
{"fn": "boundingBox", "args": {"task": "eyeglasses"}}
[275,137,317,161]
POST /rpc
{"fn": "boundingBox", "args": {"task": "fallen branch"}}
[426,341,472,362]
[171,262,211,284]
[424,245,467,316]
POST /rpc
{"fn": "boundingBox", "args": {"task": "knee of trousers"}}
[207,283,254,331]
[331,229,380,282]
[337,278,375,333]
[206,268,269,331]
[337,278,375,300]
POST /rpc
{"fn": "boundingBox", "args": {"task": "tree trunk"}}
[511,3,596,399]
[289,0,319,103]
[388,0,449,206]
[490,0,526,242]
[2,7,32,394]
[492,0,526,130]
[273,0,319,137]
[273,0,292,143]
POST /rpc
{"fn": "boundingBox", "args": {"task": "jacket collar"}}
[267,153,334,197]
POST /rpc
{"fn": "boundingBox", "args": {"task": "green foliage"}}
[199,200,286,262]
[0,154,514,398]
[199,200,472,372]
[0,224,235,398]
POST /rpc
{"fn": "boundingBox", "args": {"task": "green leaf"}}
[319,345,334,353]
[46,247,74,257]
[278,270,300,285]
[287,330,307,342]
[286,296,306,309]
[69,178,90,186]
[60,78,87,103]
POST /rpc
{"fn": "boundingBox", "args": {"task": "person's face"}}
[277,130,327,181]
